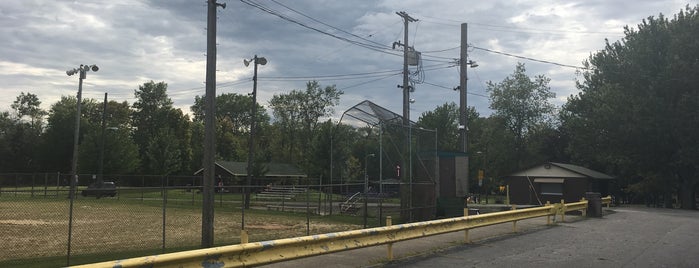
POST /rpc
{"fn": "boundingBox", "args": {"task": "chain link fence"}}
[0,173,408,267]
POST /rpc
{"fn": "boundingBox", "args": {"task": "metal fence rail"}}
[74,197,610,268]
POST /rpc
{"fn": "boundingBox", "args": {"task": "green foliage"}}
[416,102,460,151]
[132,81,193,175]
[487,62,555,168]
[11,92,47,127]
[268,81,343,173]
[561,5,699,208]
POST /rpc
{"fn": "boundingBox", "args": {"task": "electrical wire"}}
[239,0,402,58]
[471,45,587,69]
[269,0,389,49]
[421,81,489,98]
[340,72,403,90]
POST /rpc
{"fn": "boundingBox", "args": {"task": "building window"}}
[540,183,563,195]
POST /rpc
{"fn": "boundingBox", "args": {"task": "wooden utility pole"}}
[396,11,417,222]
[458,23,469,198]
[203,0,225,248]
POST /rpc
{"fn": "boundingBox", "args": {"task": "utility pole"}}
[396,11,417,223]
[397,11,416,126]
[98,92,107,185]
[458,23,469,198]
[202,0,225,248]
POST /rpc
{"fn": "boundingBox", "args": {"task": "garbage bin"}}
[585,192,602,217]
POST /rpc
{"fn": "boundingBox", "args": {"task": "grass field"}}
[0,188,377,267]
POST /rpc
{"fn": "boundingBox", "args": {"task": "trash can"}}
[585,192,602,217]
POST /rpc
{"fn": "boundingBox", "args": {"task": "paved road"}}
[262,206,699,268]
[384,206,699,268]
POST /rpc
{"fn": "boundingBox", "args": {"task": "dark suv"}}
[81,181,117,198]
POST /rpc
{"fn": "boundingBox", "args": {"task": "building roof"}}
[194,161,307,177]
[508,162,614,180]
[549,162,614,179]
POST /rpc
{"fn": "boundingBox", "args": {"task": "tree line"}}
[0,6,696,208]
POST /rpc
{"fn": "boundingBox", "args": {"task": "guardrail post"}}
[511,204,517,232]
[464,213,470,244]
[386,216,393,261]
[606,195,611,208]
[580,198,587,217]
[240,229,249,244]
[546,201,551,225]
[506,185,510,205]
[560,199,566,222]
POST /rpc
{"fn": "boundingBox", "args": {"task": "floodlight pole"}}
[244,55,266,229]
[65,63,98,267]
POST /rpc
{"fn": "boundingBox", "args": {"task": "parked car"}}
[81,181,117,198]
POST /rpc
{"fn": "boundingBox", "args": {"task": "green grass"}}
[0,190,399,267]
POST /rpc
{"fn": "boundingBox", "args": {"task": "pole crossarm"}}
[73,203,584,268]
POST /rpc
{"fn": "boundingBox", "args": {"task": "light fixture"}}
[66,64,99,76]
[243,57,267,67]
[467,60,478,68]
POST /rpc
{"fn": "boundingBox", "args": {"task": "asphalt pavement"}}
[261,206,699,268]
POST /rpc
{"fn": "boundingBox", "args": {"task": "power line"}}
[471,45,587,69]
[239,0,401,58]
[269,0,389,49]
[421,81,489,98]
[259,69,403,81]
[415,14,624,36]
[340,72,402,90]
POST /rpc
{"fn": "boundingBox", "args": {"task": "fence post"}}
[31,174,36,197]
[386,216,393,261]
[240,229,249,244]
[162,186,167,252]
[44,173,49,197]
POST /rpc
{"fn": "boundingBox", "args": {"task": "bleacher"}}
[255,185,307,200]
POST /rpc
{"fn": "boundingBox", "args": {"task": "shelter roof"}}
[194,161,307,177]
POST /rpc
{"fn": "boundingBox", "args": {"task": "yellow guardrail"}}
[74,198,608,268]
[601,195,612,207]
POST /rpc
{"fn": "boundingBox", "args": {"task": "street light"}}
[243,55,266,230]
[65,63,97,266]
[66,64,99,198]
[364,153,375,228]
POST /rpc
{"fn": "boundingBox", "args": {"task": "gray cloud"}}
[0,0,690,121]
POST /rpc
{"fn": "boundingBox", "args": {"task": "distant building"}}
[193,161,307,192]
[504,162,614,205]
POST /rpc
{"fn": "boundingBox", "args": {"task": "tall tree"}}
[40,97,78,173]
[561,5,699,209]
[3,92,47,171]
[132,81,192,175]
[268,81,342,172]
[11,92,47,128]
[191,93,270,161]
[487,63,555,168]
[416,102,460,151]
[78,100,139,175]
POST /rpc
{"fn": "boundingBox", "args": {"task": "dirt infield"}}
[0,198,360,261]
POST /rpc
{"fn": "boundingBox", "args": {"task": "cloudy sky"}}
[0,0,691,122]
